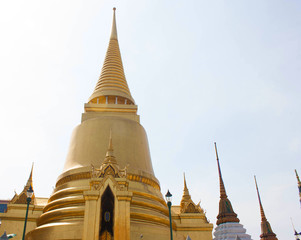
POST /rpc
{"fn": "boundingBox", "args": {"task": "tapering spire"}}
[214,142,239,225]
[88,8,135,105]
[10,164,35,204]
[295,169,301,206]
[183,173,190,196]
[214,142,227,199]
[108,128,113,151]
[26,162,34,188]
[104,130,117,164]
[254,176,267,222]
[110,8,118,40]
[180,173,191,207]
[180,173,201,213]
[254,176,278,240]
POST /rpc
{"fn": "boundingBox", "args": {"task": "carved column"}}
[114,190,132,240]
[82,190,100,240]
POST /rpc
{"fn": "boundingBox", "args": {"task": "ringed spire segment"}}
[87,7,135,108]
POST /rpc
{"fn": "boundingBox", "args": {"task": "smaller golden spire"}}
[10,164,35,204]
[183,173,190,196]
[254,176,278,240]
[104,130,117,164]
[180,173,201,213]
[108,128,113,151]
[26,162,34,188]
[214,142,239,225]
[180,173,191,208]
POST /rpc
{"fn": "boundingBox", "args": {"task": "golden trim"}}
[130,213,176,230]
[127,174,160,190]
[55,172,160,190]
[176,227,213,231]
[132,191,166,206]
[50,188,85,202]
[56,172,91,188]
[177,215,206,220]
[85,107,137,113]
[44,197,84,212]
[6,204,43,211]
[0,216,37,222]
[38,208,84,226]
[84,195,99,201]
[117,196,132,201]
[131,200,168,216]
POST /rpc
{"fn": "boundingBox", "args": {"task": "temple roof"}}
[180,173,202,214]
[254,176,278,240]
[214,142,240,225]
[10,164,35,204]
[88,8,135,104]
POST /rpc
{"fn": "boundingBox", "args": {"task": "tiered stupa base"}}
[213,222,252,240]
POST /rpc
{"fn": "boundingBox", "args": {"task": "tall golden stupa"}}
[3,8,213,240]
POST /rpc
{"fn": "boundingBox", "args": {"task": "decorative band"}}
[56,171,160,190]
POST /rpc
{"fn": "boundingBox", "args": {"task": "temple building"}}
[213,143,252,240]
[0,8,213,240]
[254,177,278,240]
[0,7,287,240]
[0,166,47,239]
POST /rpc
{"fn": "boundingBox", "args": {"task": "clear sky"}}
[0,1,300,239]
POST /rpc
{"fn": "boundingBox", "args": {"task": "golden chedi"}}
[23,8,213,240]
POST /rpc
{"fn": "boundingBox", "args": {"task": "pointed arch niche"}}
[82,176,132,240]
[99,186,114,239]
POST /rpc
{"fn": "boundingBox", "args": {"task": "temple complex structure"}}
[0,7,287,240]
[0,166,47,238]
[0,8,212,240]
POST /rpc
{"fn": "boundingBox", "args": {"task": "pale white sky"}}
[0,1,300,239]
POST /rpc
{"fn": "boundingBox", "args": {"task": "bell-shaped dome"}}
[63,116,155,179]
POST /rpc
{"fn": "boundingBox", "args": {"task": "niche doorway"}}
[100,186,114,240]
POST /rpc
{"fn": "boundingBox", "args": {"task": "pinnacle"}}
[88,8,135,105]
